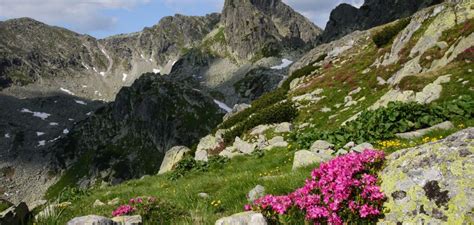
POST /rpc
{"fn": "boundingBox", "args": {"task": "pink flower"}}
[359,204,380,218]
[112,204,135,217]
[244,204,252,211]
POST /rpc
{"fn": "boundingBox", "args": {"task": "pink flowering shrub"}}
[112,197,157,217]
[246,149,386,224]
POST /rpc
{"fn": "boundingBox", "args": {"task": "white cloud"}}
[0,0,150,33]
[283,0,365,28]
[162,0,223,15]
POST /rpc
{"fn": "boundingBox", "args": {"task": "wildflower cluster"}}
[211,200,222,207]
[247,149,386,224]
[112,197,157,217]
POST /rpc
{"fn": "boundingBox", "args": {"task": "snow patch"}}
[271,59,293,69]
[86,112,93,116]
[75,100,87,105]
[68,118,74,121]
[49,122,59,126]
[100,72,106,77]
[4,133,10,138]
[63,129,69,134]
[153,69,160,73]
[38,140,46,147]
[100,48,111,60]
[81,62,90,70]
[213,100,232,113]
[140,54,145,59]
[122,73,128,82]
[93,67,98,73]
[49,136,61,142]
[36,132,45,136]
[21,108,51,120]
[60,88,75,96]
[82,85,88,88]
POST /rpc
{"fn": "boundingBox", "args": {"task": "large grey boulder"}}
[197,135,224,155]
[0,202,29,225]
[378,128,474,224]
[263,136,288,150]
[292,150,324,170]
[112,215,142,225]
[195,150,209,162]
[233,137,256,154]
[215,211,267,225]
[396,121,454,139]
[159,146,191,174]
[67,215,113,225]
[274,122,293,133]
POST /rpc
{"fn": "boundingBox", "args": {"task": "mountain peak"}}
[222,0,322,61]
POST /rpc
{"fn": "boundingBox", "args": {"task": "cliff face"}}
[321,0,442,42]
[54,74,224,186]
[221,0,322,61]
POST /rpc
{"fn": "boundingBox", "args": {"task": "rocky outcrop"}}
[67,215,113,225]
[221,0,322,61]
[158,146,191,174]
[321,0,441,42]
[379,128,474,224]
[54,74,224,186]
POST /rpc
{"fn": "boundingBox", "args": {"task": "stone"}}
[233,137,256,154]
[320,107,331,113]
[215,211,267,225]
[348,87,362,95]
[310,140,334,153]
[195,149,209,162]
[343,141,355,149]
[336,149,348,156]
[250,125,272,136]
[67,215,113,225]
[0,202,29,225]
[247,185,265,202]
[196,135,223,155]
[111,215,142,225]
[351,143,373,152]
[396,121,454,139]
[379,128,474,224]
[93,199,105,208]
[219,147,243,159]
[292,150,323,170]
[274,122,292,133]
[377,76,387,85]
[107,198,120,206]
[198,193,209,199]
[158,146,191,174]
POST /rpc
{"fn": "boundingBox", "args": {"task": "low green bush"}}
[292,96,473,149]
[223,101,298,143]
[372,18,411,48]
[218,89,287,130]
[169,155,229,180]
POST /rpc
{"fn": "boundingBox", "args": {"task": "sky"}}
[0,0,364,39]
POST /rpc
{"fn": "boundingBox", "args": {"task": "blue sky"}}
[0,0,364,39]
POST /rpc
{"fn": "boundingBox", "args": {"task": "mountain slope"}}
[49,73,224,192]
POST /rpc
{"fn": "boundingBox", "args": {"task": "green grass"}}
[38,147,315,225]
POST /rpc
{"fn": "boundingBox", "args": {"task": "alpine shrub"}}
[372,18,410,48]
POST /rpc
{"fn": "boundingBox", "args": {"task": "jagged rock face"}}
[0,14,220,101]
[321,0,442,42]
[101,13,220,74]
[233,67,285,103]
[54,74,224,185]
[221,0,322,61]
[0,18,103,88]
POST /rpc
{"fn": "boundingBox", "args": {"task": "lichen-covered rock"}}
[215,211,267,225]
[378,128,474,224]
[158,146,191,174]
[233,137,256,154]
[292,150,322,170]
